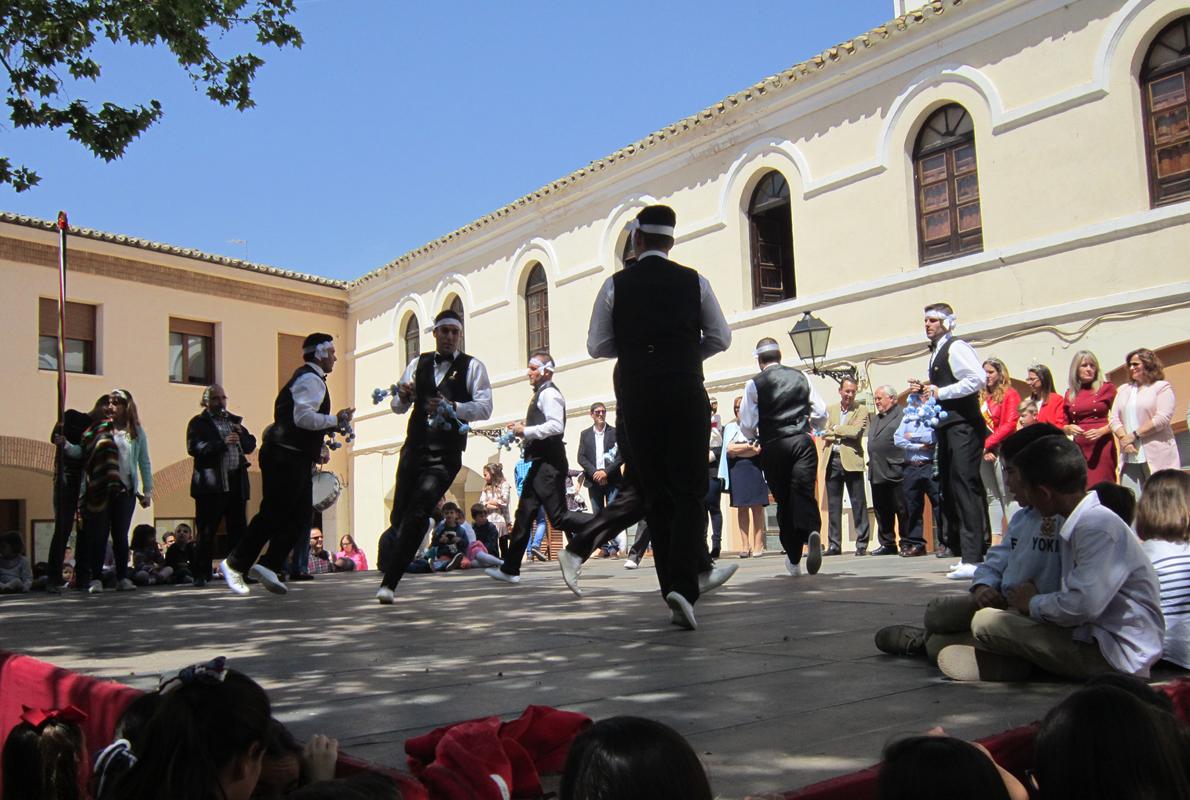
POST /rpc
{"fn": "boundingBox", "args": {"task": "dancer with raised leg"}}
[376,310,492,604]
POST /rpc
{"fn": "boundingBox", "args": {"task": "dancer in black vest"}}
[222,333,353,595]
[47,396,107,593]
[913,303,988,580]
[738,338,828,577]
[487,352,592,583]
[377,309,493,604]
[586,205,731,629]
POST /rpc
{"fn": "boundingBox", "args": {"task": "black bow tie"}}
[434,352,454,365]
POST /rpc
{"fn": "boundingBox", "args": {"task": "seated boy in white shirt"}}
[936,436,1164,682]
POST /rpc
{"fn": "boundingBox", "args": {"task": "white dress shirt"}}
[291,363,337,431]
[738,364,827,441]
[523,385,566,441]
[593,427,606,468]
[586,251,732,360]
[928,333,986,400]
[390,354,494,423]
[1028,492,1164,676]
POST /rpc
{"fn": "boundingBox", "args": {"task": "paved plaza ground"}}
[2,552,1083,798]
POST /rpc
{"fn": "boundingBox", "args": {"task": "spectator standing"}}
[915,304,987,580]
[1026,363,1068,428]
[705,422,724,560]
[1110,347,1181,495]
[894,391,941,558]
[822,378,872,555]
[980,358,1021,539]
[867,385,907,556]
[720,396,769,558]
[187,384,257,587]
[335,534,368,571]
[1063,351,1118,488]
[479,463,511,556]
[1136,469,1190,670]
[577,402,621,514]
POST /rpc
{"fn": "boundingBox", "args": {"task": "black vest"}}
[929,338,987,434]
[611,255,703,382]
[270,363,331,460]
[754,365,812,444]
[407,352,474,452]
[523,380,567,464]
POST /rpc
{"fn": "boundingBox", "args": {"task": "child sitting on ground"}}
[430,530,468,572]
[129,525,173,586]
[936,435,1163,682]
[0,529,33,593]
[469,503,503,568]
[560,716,711,800]
[878,730,1027,800]
[2,705,88,800]
[1136,468,1190,670]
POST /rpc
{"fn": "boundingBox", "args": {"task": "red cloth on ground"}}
[406,705,591,799]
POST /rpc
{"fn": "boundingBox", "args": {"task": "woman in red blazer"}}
[1063,350,1117,488]
[981,357,1021,538]
[1027,363,1067,429]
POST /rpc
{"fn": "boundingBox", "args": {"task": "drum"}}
[312,471,342,511]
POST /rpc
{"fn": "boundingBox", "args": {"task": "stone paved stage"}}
[3,553,1078,798]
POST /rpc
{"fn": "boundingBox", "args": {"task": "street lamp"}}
[787,311,859,385]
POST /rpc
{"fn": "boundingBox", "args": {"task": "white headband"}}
[110,389,129,401]
[303,340,334,359]
[529,357,555,372]
[637,223,675,237]
[434,319,462,331]
[753,342,781,357]
[924,311,956,331]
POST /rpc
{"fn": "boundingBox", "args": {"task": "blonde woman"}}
[1062,350,1117,488]
[479,463,512,556]
[980,358,1021,538]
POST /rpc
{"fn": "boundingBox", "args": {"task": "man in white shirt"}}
[487,352,592,583]
[376,310,493,604]
[222,332,353,596]
[912,303,988,580]
[577,402,621,514]
[936,436,1163,681]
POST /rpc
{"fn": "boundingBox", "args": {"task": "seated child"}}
[2,704,87,799]
[875,424,1066,662]
[1135,468,1190,670]
[0,529,33,593]
[936,435,1163,682]
[130,525,174,586]
[878,730,1027,800]
[93,690,161,800]
[560,716,711,800]
[430,530,468,572]
[469,503,503,568]
[163,525,195,584]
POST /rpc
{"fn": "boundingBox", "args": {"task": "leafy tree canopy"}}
[0,0,302,191]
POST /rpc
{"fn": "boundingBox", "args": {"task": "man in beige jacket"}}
[821,379,873,555]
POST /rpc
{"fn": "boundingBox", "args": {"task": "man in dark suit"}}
[188,384,257,586]
[576,401,621,513]
[584,205,731,630]
[867,384,910,556]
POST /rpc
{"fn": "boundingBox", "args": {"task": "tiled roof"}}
[0,211,348,289]
[350,0,971,288]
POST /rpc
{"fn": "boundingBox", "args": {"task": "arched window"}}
[748,171,795,307]
[448,296,465,353]
[913,104,983,264]
[525,263,549,358]
[1142,16,1190,206]
[403,314,419,365]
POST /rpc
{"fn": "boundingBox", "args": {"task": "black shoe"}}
[871,545,900,556]
[935,546,953,559]
[709,549,720,560]
[823,546,842,556]
[291,573,315,582]
[900,544,927,557]
[854,549,867,557]
[193,578,208,588]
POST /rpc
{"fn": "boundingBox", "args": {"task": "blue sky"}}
[3,1,894,281]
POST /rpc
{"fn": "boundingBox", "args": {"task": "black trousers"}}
[759,433,819,565]
[901,463,938,548]
[47,470,81,586]
[380,443,462,590]
[193,473,247,581]
[228,446,314,574]
[937,422,986,564]
[502,457,592,576]
[619,376,709,604]
[870,480,908,549]
[705,477,723,556]
[825,452,870,551]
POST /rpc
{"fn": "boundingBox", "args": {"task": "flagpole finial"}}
[56,211,68,231]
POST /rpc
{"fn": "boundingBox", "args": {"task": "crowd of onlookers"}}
[4,653,1188,800]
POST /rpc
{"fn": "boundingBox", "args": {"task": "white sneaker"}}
[623,558,639,570]
[785,557,803,577]
[249,564,288,594]
[472,551,503,568]
[665,591,697,631]
[220,560,250,595]
[376,586,395,605]
[557,550,584,598]
[116,578,136,591]
[947,562,979,581]
[87,579,104,594]
[698,563,738,595]
[484,567,520,584]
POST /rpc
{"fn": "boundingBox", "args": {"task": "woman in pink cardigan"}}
[1110,348,1181,495]
[336,534,369,571]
